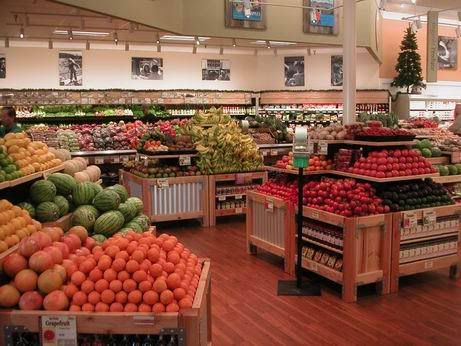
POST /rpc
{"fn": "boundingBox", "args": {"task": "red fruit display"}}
[256,179,297,204]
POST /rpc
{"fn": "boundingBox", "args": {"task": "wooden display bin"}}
[208,171,268,226]
[43,213,72,232]
[390,205,461,293]
[0,260,211,346]
[120,171,209,226]
[300,207,393,302]
[246,191,295,275]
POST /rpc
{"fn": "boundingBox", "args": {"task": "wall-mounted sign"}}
[225,0,266,29]
[303,0,338,35]
[284,56,305,87]
[426,11,438,82]
[202,59,230,81]
[59,51,82,86]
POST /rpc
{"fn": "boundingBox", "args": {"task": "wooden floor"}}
[162,218,461,346]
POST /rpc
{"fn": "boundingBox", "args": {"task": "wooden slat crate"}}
[120,171,209,226]
[0,260,211,346]
[208,171,268,227]
[390,205,461,293]
[300,207,393,302]
[246,191,295,275]
[43,213,72,232]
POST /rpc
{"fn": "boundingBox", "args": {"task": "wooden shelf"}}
[400,231,459,245]
[0,164,65,190]
[300,257,343,284]
[300,236,343,255]
[216,193,246,199]
[332,170,439,183]
[432,175,461,184]
[426,156,450,165]
[399,252,458,267]
[215,207,247,217]
[71,150,136,156]
[301,206,345,227]
[265,166,330,176]
[309,139,416,146]
[0,244,19,263]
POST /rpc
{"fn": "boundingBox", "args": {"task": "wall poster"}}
[438,36,457,70]
[0,54,5,79]
[225,0,266,29]
[202,60,230,81]
[59,51,82,86]
[131,57,163,80]
[303,0,339,35]
[284,56,305,87]
[331,55,343,86]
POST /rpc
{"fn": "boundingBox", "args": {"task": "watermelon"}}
[123,222,143,233]
[93,190,121,212]
[93,211,125,237]
[65,195,75,212]
[118,203,137,223]
[126,197,144,214]
[89,182,103,195]
[131,214,150,230]
[91,234,107,245]
[53,196,70,217]
[36,202,60,222]
[72,182,97,206]
[18,202,36,218]
[108,184,128,203]
[30,180,57,204]
[47,173,77,195]
[117,228,131,236]
[71,205,100,231]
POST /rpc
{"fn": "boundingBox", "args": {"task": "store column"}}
[343,0,356,124]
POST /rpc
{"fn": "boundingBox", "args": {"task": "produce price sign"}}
[318,141,328,155]
[307,139,314,154]
[157,178,169,189]
[40,316,77,346]
[95,157,104,165]
[179,155,191,166]
[403,211,417,229]
[112,156,120,164]
[265,198,274,212]
[423,209,436,226]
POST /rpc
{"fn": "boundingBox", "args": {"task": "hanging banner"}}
[426,11,438,82]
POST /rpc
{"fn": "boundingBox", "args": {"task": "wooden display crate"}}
[120,171,209,226]
[246,191,295,275]
[43,213,72,232]
[390,205,461,293]
[208,171,268,227]
[300,207,393,302]
[0,260,211,346]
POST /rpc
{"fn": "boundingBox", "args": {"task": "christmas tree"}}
[391,26,425,93]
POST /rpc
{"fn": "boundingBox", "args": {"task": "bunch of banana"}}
[191,107,233,126]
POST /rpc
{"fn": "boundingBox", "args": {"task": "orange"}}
[131,250,145,263]
[122,279,137,293]
[126,260,139,273]
[143,291,159,305]
[138,303,151,312]
[138,280,152,293]
[115,251,129,261]
[95,302,109,312]
[72,291,87,306]
[173,288,186,301]
[81,303,94,312]
[139,259,151,272]
[104,245,120,259]
[87,291,100,305]
[71,271,86,286]
[127,290,142,304]
[94,279,109,293]
[111,258,126,272]
[132,270,147,283]
[166,273,181,290]
[149,264,163,278]
[124,303,138,312]
[103,268,117,282]
[117,270,130,282]
[109,280,123,293]
[152,302,165,313]
[100,289,115,304]
[178,298,193,309]
[80,280,95,294]
[97,255,112,271]
[152,279,167,293]
[147,248,160,263]
[63,283,79,299]
[163,262,175,274]
[110,302,124,312]
[126,242,138,255]
[166,302,179,312]
[115,291,128,304]
[88,268,103,282]
[160,290,174,305]
[167,251,180,265]
[79,260,95,274]
[69,304,81,312]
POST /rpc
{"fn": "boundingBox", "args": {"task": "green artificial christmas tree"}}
[391,26,425,93]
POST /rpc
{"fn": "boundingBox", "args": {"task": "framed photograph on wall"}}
[303,0,339,35]
[331,55,343,86]
[131,57,163,80]
[0,54,5,79]
[59,51,82,86]
[284,56,305,87]
[438,36,457,70]
[202,59,231,81]
[225,0,266,29]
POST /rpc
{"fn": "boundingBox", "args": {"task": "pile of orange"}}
[306,155,333,171]
[64,231,202,313]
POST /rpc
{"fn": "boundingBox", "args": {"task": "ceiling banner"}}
[426,11,438,83]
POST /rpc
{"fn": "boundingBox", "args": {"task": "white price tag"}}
[265,198,274,212]
[235,207,243,214]
[235,194,243,200]
[122,155,129,162]
[218,195,226,201]
[423,209,436,226]
[424,260,434,269]
[311,211,319,220]
[307,140,315,154]
[41,316,77,346]
[318,141,328,155]
[179,155,191,166]
[403,212,417,229]
[262,151,268,157]
[270,149,278,156]
[113,157,120,164]
[95,157,104,165]
[157,178,169,189]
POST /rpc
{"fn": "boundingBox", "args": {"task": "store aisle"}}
[165,219,461,346]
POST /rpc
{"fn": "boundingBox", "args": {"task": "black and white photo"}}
[201,60,230,81]
[284,56,304,87]
[331,55,343,86]
[0,54,5,79]
[438,36,457,70]
[131,57,163,80]
[59,51,82,86]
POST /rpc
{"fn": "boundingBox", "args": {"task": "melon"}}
[63,160,81,176]
[131,214,150,231]
[108,184,128,203]
[47,173,76,195]
[126,197,144,214]
[72,182,97,206]
[74,171,91,183]
[86,165,101,182]
[118,202,137,223]
[93,211,125,237]
[89,182,103,195]
[53,196,70,217]
[30,180,57,204]
[36,202,60,222]
[18,202,36,218]
[71,205,100,231]
[91,234,107,245]
[124,222,143,233]
[93,189,121,212]
[74,157,88,169]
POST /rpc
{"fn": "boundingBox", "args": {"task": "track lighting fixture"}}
[86,41,90,50]
[19,26,24,39]
[68,29,73,40]
[114,32,119,45]
[232,38,236,47]
[195,36,200,46]
[48,39,53,49]
[125,42,129,51]
[266,40,271,49]
[5,37,9,48]
[219,47,224,55]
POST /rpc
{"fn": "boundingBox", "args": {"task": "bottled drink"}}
[120,335,131,346]
[156,335,167,346]
[141,335,155,346]
[131,334,141,346]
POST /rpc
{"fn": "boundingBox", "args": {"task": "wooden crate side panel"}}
[252,201,286,250]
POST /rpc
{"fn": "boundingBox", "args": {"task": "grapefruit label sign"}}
[41,316,77,346]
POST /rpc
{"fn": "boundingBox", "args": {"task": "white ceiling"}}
[383,0,461,21]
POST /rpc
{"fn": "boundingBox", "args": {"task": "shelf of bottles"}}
[166,106,256,117]
[409,100,456,121]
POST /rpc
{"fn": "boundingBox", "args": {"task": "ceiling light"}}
[195,36,200,45]
[5,37,9,48]
[53,30,110,37]
[253,40,296,46]
[114,32,118,45]
[157,44,161,53]
[19,26,24,39]
[160,35,209,42]
[68,29,73,40]
[220,47,224,55]
[416,18,422,29]
[192,45,197,54]
[274,48,278,56]
[155,33,160,44]
[379,0,387,10]
[232,38,236,47]
[411,0,416,4]
[266,40,271,49]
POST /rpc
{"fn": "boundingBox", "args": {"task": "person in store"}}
[448,112,461,135]
[0,106,22,137]
[142,104,156,122]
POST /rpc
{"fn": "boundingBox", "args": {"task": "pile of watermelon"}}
[20,172,78,223]
[69,182,149,243]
